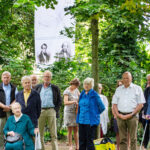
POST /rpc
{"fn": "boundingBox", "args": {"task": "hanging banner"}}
[34,0,75,66]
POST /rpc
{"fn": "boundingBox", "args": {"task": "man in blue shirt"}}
[0,71,18,149]
[35,70,62,150]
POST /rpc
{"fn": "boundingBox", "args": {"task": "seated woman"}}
[76,77,105,150]
[3,102,39,150]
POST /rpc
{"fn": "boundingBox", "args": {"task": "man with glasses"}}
[35,70,62,150]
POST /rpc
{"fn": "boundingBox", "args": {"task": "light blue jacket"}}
[4,114,35,150]
[76,89,105,126]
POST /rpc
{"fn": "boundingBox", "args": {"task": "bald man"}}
[112,72,145,150]
[30,74,38,89]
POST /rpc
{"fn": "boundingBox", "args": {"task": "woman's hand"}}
[34,128,39,135]
[146,115,150,120]
[73,101,78,105]
[7,131,15,136]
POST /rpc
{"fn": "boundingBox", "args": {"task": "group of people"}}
[0,70,150,150]
[0,71,61,150]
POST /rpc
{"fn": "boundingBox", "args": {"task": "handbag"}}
[94,137,115,150]
[35,133,42,150]
[5,132,23,143]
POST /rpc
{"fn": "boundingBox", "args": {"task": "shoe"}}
[69,146,73,150]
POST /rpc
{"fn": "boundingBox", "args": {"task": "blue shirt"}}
[78,91,90,124]
[146,95,150,115]
[3,83,18,106]
[76,89,105,126]
[40,85,55,108]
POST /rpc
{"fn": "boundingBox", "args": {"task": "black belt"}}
[42,107,54,109]
[119,111,132,115]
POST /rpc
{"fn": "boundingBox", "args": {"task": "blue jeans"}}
[79,124,97,150]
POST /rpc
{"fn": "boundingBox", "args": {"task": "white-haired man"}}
[0,71,18,149]
[35,70,62,150]
[16,76,41,128]
[112,71,145,150]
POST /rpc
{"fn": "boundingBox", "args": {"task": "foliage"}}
[64,0,150,134]
[14,0,58,9]
[0,0,58,87]
[65,0,150,87]
[0,59,33,90]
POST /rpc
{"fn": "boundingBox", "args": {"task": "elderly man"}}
[112,72,145,150]
[0,71,18,149]
[16,76,41,128]
[35,71,62,150]
[30,74,38,89]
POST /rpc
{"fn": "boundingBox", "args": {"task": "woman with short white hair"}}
[76,77,105,150]
[3,102,38,150]
[98,83,109,137]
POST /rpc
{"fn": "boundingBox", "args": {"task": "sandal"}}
[69,146,73,150]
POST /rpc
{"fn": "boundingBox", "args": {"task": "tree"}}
[65,0,150,137]
[0,0,58,79]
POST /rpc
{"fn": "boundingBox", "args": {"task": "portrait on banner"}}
[35,0,75,66]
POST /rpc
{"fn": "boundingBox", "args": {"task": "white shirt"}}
[14,114,22,122]
[100,94,109,135]
[112,83,145,113]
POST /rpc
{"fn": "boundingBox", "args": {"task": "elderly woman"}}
[63,78,80,150]
[3,102,38,150]
[76,77,105,150]
[98,83,109,137]
[16,76,41,128]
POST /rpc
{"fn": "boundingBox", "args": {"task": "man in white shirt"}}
[112,71,145,150]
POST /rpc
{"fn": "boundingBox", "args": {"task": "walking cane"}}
[140,120,148,150]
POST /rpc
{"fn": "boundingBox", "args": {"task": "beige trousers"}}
[39,108,58,150]
[117,116,138,150]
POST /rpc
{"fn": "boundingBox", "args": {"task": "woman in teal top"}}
[3,102,39,150]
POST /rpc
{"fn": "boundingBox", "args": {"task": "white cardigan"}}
[100,94,109,135]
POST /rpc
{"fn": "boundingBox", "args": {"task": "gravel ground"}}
[44,142,142,150]
[45,141,74,150]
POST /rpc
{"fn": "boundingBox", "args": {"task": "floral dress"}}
[63,87,80,127]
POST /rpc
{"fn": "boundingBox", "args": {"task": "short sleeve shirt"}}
[112,83,145,113]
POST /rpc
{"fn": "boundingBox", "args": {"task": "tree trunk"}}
[91,18,100,139]
[91,18,99,92]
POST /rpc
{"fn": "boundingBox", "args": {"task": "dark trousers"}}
[142,119,149,148]
[79,124,97,150]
